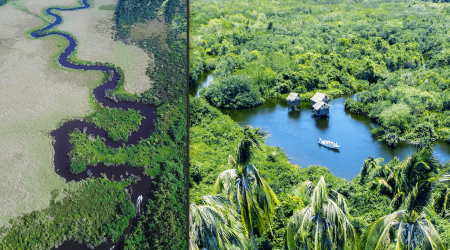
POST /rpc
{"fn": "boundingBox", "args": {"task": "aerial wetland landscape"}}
[0,0,187,249]
[189,0,450,249]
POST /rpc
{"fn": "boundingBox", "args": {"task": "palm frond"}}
[292,180,315,205]
[286,207,314,250]
[405,181,436,215]
[373,221,397,250]
[235,126,268,166]
[190,195,248,250]
[329,189,349,215]
[214,169,238,196]
[228,154,237,167]
[360,211,404,250]
[360,156,383,184]
[375,177,393,193]
[245,164,280,222]
[311,176,328,214]
[324,197,358,249]
[418,219,446,250]
[239,172,268,236]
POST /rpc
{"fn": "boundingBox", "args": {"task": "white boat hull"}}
[318,140,340,149]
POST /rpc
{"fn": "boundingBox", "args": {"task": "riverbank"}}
[191,71,450,179]
[0,1,102,227]
[1,0,155,249]
[189,97,450,249]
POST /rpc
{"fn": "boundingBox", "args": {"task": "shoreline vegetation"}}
[1,0,187,249]
[190,0,450,146]
[190,0,450,249]
[190,97,450,250]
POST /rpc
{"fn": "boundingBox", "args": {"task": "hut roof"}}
[312,101,331,110]
[286,93,300,101]
[310,92,330,103]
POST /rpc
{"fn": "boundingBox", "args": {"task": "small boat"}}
[318,138,340,149]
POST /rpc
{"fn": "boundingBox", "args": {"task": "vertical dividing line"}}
[186,0,191,247]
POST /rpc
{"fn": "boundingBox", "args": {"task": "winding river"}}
[192,72,450,180]
[32,1,155,249]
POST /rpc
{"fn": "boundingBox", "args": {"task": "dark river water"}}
[30,1,155,249]
[193,72,450,180]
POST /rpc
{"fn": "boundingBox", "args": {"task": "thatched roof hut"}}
[312,101,331,117]
[286,93,301,107]
[310,92,331,104]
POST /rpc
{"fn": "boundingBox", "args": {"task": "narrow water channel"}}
[193,72,450,180]
[30,1,156,249]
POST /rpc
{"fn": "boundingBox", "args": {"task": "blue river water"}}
[193,72,450,180]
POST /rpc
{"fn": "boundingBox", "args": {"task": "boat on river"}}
[318,138,340,149]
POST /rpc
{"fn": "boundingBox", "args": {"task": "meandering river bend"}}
[32,1,155,249]
[192,72,450,180]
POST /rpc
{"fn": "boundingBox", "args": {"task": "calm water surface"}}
[195,72,450,180]
[189,70,214,97]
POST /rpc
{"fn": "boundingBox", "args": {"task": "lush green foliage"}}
[115,0,183,39]
[0,178,134,249]
[190,0,450,109]
[286,177,357,250]
[114,0,188,249]
[202,74,263,109]
[191,0,450,148]
[345,67,450,145]
[1,0,188,249]
[86,106,143,142]
[190,99,450,249]
[190,195,247,250]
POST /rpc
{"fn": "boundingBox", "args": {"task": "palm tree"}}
[286,176,358,250]
[234,125,268,167]
[190,195,247,250]
[390,145,441,209]
[360,145,446,250]
[360,156,384,184]
[214,164,279,250]
[360,182,445,250]
[214,126,279,250]
[364,157,400,195]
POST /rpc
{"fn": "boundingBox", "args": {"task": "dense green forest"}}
[113,0,188,249]
[0,0,187,249]
[189,98,450,249]
[190,0,450,249]
[190,0,450,145]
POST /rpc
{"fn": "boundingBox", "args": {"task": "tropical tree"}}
[190,195,247,250]
[360,145,446,250]
[286,176,358,250]
[390,145,441,209]
[214,126,279,250]
[362,156,400,195]
[360,156,384,184]
[234,125,268,167]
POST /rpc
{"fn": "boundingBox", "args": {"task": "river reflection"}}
[194,72,450,180]
[189,70,214,97]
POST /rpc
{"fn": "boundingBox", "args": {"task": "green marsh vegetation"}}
[112,0,188,249]
[0,178,136,249]
[86,105,144,142]
[1,0,187,248]
[190,98,450,249]
[68,0,189,247]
